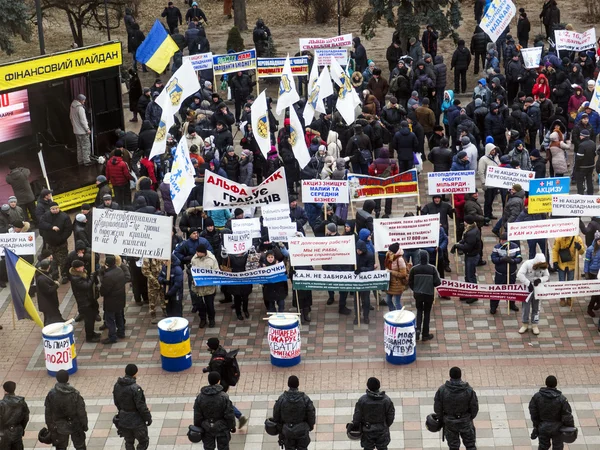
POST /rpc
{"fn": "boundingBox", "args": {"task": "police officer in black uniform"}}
[349,377,396,450]
[112,364,152,450]
[44,370,88,450]
[0,381,30,450]
[193,371,236,450]
[529,375,575,450]
[434,367,479,450]
[272,376,316,450]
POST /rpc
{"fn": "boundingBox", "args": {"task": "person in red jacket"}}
[531,74,551,101]
[105,149,132,207]
[368,148,399,218]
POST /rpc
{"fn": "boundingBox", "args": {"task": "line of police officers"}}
[2,363,576,450]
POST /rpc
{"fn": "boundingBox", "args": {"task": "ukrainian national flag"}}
[135,20,179,73]
[4,248,44,328]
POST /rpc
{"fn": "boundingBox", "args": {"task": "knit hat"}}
[388,243,400,254]
[125,364,138,376]
[465,215,475,225]
[288,376,300,389]
[103,194,112,200]
[530,149,541,158]
[457,151,468,160]
[0,204,8,212]
[204,217,214,227]
[39,260,51,271]
[12,220,24,229]
[75,241,86,251]
[389,97,398,104]
[49,202,59,207]
[514,140,523,147]
[460,136,470,146]
[326,223,337,233]
[422,98,430,105]
[8,196,17,203]
[234,208,244,217]
[207,337,220,350]
[581,129,591,137]
[512,184,522,192]
[105,255,116,267]
[76,213,87,223]
[485,136,494,144]
[71,260,84,269]
[367,377,380,391]
[474,98,483,107]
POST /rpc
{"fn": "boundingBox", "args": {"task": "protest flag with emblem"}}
[148,113,175,160]
[135,20,179,73]
[276,54,300,115]
[316,64,334,114]
[329,58,360,125]
[302,61,320,126]
[590,72,600,114]
[3,248,43,328]
[288,106,311,169]
[251,90,272,158]
[155,60,200,115]
[169,136,196,214]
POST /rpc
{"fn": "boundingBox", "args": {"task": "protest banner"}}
[590,72,600,114]
[223,232,252,254]
[507,218,579,241]
[427,170,476,195]
[262,204,291,224]
[485,165,535,191]
[288,236,356,266]
[373,215,440,251]
[191,262,288,286]
[521,47,543,69]
[43,335,75,372]
[265,220,299,242]
[528,177,570,214]
[203,167,289,210]
[555,28,597,52]
[436,279,530,301]
[256,56,309,78]
[384,321,415,358]
[212,49,257,75]
[293,269,390,291]
[299,33,353,50]
[480,0,516,42]
[231,218,261,238]
[183,53,213,71]
[348,169,418,201]
[0,233,36,256]
[301,180,349,203]
[91,208,172,259]
[315,49,348,66]
[268,322,301,360]
[534,280,600,300]
[551,195,600,217]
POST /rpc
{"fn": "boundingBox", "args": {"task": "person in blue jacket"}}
[583,232,600,316]
[159,255,184,317]
[174,228,214,267]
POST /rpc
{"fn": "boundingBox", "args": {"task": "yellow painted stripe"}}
[159,339,191,358]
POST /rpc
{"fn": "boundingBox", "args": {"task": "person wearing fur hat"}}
[70,260,101,342]
[349,377,395,449]
[517,253,550,334]
[6,195,25,225]
[39,202,73,283]
[273,376,316,449]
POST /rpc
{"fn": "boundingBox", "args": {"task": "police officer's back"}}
[273,376,316,450]
[194,371,236,450]
[434,367,479,450]
[113,364,152,450]
[529,375,574,450]
[44,370,88,450]
[350,377,395,450]
[0,381,30,448]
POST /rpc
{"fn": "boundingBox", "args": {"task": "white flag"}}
[589,72,600,114]
[148,112,175,160]
[479,0,516,43]
[288,106,311,169]
[251,90,272,159]
[303,61,320,126]
[316,65,334,114]
[276,54,300,115]
[329,58,359,125]
[155,60,200,115]
[169,137,196,214]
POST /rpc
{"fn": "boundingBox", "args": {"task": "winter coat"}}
[133,196,156,214]
[367,77,389,105]
[584,245,600,275]
[145,101,162,128]
[213,128,234,152]
[105,156,131,187]
[175,237,214,266]
[415,105,436,133]
[158,257,184,299]
[531,157,547,178]
[491,241,522,277]
[191,251,219,296]
[159,182,175,215]
[574,138,596,169]
[137,120,156,154]
[69,269,97,311]
[5,168,35,204]
[390,127,418,161]
[502,190,525,224]
[239,154,254,186]
[134,177,160,210]
[0,393,29,439]
[100,264,128,313]
[428,145,453,172]
[229,73,254,101]
[478,146,500,189]
[368,149,399,178]
[35,271,61,320]
[548,132,569,174]
[39,211,73,246]
[552,236,584,271]
[484,110,505,140]
[273,388,316,430]
[517,253,550,286]
[69,100,89,134]
[352,37,368,73]
[529,388,574,436]
[508,147,532,171]
[421,200,453,231]
[450,154,470,172]
[408,250,441,296]
[580,218,600,247]
[385,251,409,295]
[44,383,88,434]
[433,56,447,89]
[456,223,482,257]
[356,240,375,273]
[451,44,471,71]
[193,384,236,432]
[179,205,204,236]
[113,376,152,429]
[434,379,479,427]
[532,74,551,99]
[352,389,395,432]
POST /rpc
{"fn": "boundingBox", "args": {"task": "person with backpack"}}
[272,376,316,450]
[203,338,248,429]
[344,124,372,175]
[368,148,398,218]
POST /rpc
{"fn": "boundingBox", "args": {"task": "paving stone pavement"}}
[1,162,600,448]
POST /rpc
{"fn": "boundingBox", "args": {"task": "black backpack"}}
[221,349,241,387]
[354,137,372,164]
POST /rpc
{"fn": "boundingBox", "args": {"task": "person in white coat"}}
[516,253,550,335]
[459,136,478,170]
[69,94,92,166]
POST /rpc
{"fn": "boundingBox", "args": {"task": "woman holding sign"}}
[384,243,409,311]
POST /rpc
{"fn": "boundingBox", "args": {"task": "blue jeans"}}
[105,310,125,342]
[492,218,503,234]
[465,255,478,284]
[233,405,242,419]
[403,249,419,265]
[386,294,402,311]
[527,239,546,260]
[558,268,574,282]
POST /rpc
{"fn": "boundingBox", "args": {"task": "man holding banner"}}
[490,233,522,314]
[354,241,375,325]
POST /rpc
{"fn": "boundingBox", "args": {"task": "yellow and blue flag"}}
[4,247,44,328]
[135,20,179,73]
